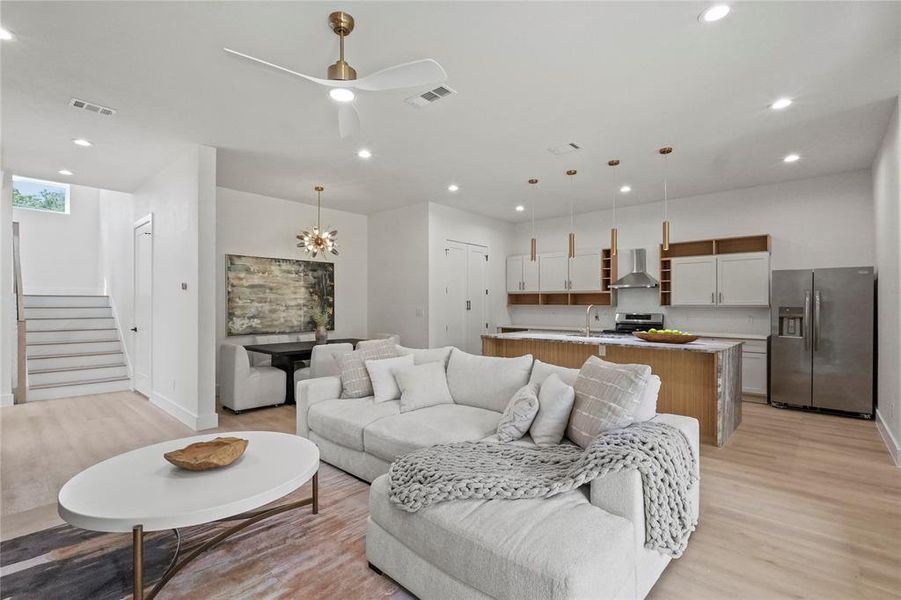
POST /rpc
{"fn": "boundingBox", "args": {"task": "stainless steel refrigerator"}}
[770,267,875,417]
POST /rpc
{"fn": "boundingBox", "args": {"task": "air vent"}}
[404,85,457,108]
[547,142,582,155]
[69,97,117,116]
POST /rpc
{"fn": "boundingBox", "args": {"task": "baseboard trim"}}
[0,393,13,407]
[876,409,901,467]
[150,392,218,431]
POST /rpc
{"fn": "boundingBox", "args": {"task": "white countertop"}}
[485,331,742,353]
[498,325,769,341]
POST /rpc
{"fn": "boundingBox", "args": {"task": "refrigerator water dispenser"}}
[777,307,804,338]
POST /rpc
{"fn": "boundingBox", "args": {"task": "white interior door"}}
[133,217,153,397]
[466,245,488,355]
[670,255,717,306]
[444,241,489,354]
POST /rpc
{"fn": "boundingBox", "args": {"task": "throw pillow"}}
[632,374,661,423]
[528,359,579,387]
[445,349,533,412]
[394,362,454,413]
[395,345,454,368]
[530,373,576,447]
[365,354,415,402]
[339,339,399,398]
[496,383,540,442]
[566,356,651,448]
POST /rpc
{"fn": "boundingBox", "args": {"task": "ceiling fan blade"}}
[353,59,448,91]
[223,47,342,88]
[338,103,360,139]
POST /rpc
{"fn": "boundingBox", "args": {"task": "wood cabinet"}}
[671,256,717,306]
[716,252,770,306]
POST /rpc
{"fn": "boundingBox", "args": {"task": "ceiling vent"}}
[404,85,457,107]
[547,142,582,155]
[68,97,117,116]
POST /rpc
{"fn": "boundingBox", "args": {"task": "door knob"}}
[130,327,138,332]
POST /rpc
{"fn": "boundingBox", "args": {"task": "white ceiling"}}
[2,1,899,222]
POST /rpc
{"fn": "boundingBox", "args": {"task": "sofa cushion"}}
[528,359,579,387]
[395,362,454,413]
[531,373,576,447]
[363,404,501,462]
[308,397,400,451]
[633,374,661,423]
[369,475,636,600]
[496,383,539,442]
[338,340,399,399]
[366,354,415,402]
[396,345,454,368]
[445,349,533,412]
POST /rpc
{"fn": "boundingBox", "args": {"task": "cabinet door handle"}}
[719,292,724,303]
[711,292,715,304]
[466,300,471,311]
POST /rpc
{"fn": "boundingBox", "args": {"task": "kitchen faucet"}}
[584,304,599,337]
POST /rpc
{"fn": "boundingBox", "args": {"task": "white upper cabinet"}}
[716,252,770,306]
[506,256,524,292]
[569,250,602,292]
[522,257,540,292]
[539,253,570,292]
[670,256,718,306]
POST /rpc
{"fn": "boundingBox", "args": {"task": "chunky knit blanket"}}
[388,421,698,557]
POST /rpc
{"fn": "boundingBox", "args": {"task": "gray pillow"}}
[339,339,399,398]
[395,345,454,368]
[395,362,454,412]
[445,349,533,412]
[530,373,575,447]
[566,356,651,448]
[496,383,540,443]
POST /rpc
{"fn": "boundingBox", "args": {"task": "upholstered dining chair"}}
[220,343,286,413]
[247,334,281,367]
[294,342,354,388]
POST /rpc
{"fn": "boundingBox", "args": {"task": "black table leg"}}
[271,355,296,404]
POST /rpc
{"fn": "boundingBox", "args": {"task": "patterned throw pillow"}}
[496,383,540,443]
[339,339,399,398]
[566,356,651,448]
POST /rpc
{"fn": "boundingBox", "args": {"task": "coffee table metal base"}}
[132,470,319,600]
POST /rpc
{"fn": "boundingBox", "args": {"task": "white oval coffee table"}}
[58,431,320,600]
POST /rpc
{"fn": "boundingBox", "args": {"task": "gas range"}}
[604,312,665,335]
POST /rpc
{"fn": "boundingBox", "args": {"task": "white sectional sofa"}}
[296,347,700,600]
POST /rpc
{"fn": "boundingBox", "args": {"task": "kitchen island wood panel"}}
[482,334,742,446]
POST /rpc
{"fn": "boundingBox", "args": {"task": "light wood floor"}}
[2,392,899,599]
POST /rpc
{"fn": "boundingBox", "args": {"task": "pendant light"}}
[528,178,539,261]
[566,169,577,259]
[607,159,620,257]
[659,146,673,251]
[297,185,339,257]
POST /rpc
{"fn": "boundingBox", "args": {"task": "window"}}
[12,175,70,214]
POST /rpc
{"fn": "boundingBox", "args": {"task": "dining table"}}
[243,338,361,404]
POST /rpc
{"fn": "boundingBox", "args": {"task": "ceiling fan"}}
[224,11,448,138]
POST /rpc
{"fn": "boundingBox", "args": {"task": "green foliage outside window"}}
[12,177,69,213]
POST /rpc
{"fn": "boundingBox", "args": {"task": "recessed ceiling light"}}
[770,98,793,110]
[329,88,355,103]
[515,205,525,212]
[58,169,74,176]
[620,185,631,193]
[0,27,14,41]
[357,148,372,159]
[699,5,730,23]
[783,153,800,163]
[447,184,459,192]
[72,138,93,147]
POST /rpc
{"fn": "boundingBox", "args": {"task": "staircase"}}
[24,295,131,401]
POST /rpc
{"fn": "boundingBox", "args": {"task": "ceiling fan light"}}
[329,88,355,103]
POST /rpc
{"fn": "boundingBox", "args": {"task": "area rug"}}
[0,464,410,599]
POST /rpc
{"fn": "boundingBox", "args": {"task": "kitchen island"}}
[482,331,743,446]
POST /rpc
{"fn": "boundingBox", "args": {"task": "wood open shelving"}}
[507,248,618,306]
[659,234,770,306]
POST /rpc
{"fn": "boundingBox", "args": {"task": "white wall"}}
[510,170,875,336]
[873,99,901,465]
[132,145,218,430]
[0,172,13,406]
[98,190,136,375]
[428,202,514,347]
[368,203,429,348]
[13,184,102,295]
[216,187,369,353]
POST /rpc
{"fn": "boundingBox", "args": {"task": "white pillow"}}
[632,374,661,422]
[394,362,455,412]
[365,354,414,402]
[496,383,540,443]
[395,345,454,367]
[530,373,576,447]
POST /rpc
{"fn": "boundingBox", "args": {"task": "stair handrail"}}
[12,221,25,403]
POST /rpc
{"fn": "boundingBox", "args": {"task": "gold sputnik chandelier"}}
[297,185,339,257]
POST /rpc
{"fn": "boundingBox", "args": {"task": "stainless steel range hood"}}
[610,248,659,289]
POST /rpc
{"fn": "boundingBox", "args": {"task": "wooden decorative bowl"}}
[164,437,248,471]
[633,332,699,344]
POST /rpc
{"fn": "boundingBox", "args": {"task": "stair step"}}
[25,307,112,319]
[27,329,119,344]
[26,341,122,356]
[29,362,126,375]
[27,351,124,370]
[29,364,129,386]
[27,377,131,401]
[23,295,109,308]
[27,318,116,331]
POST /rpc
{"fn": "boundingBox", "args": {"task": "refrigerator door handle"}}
[803,290,811,351]
[814,290,822,352]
